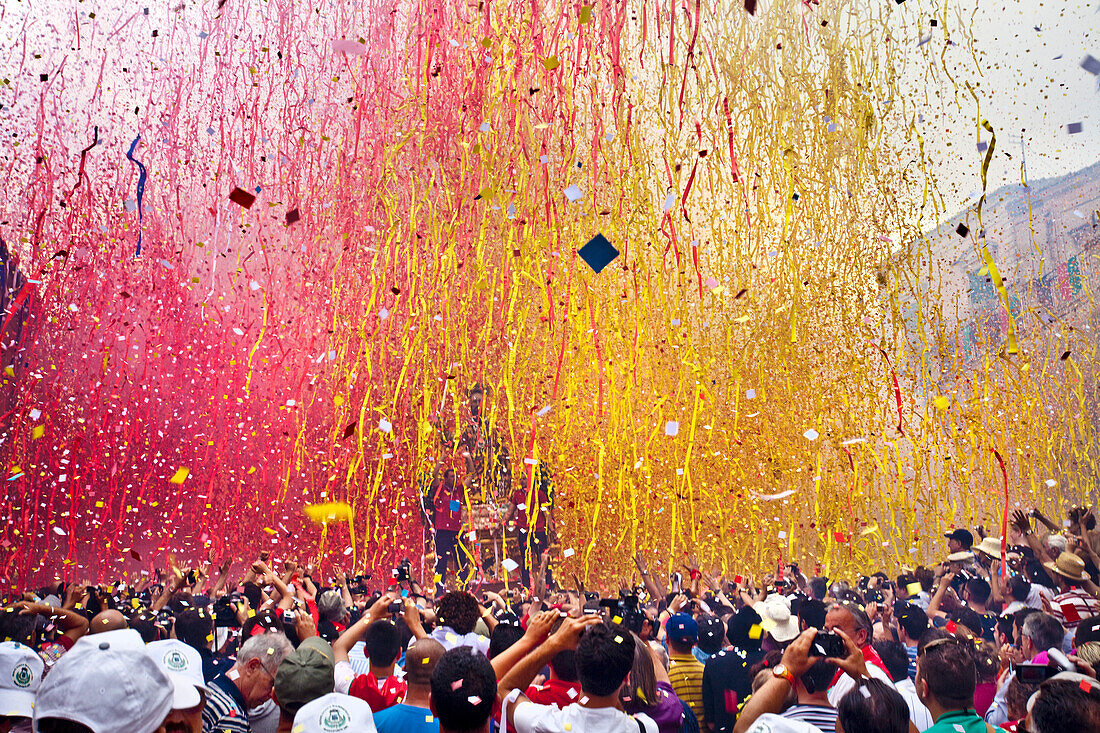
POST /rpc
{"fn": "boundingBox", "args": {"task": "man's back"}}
[202,676,250,733]
[372,701,439,733]
[702,647,762,733]
[667,652,705,728]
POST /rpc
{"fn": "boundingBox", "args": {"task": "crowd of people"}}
[3,506,1100,733]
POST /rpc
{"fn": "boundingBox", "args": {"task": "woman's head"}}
[619,635,657,711]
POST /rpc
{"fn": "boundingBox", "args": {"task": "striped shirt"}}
[668,653,705,730]
[783,704,837,731]
[905,644,918,680]
[1051,588,1100,628]
[202,674,251,733]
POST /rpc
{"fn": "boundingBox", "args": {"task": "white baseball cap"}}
[292,693,377,733]
[33,636,172,733]
[146,639,209,710]
[0,641,43,719]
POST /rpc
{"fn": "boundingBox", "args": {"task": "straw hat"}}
[947,551,975,563]
[1043,551,1089,582]
[973,536,1005,559]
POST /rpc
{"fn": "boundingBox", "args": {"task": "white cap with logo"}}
[33,629,172,733]
[0,641,43,719]
[292,692,376,733]
[145,639,210,710]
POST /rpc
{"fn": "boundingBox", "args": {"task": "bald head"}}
[404,638,446,687]
[89,609,129,634]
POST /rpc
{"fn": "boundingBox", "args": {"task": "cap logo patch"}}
[164,650,189,672]
[12,663,33,688]
[318,704,350,732]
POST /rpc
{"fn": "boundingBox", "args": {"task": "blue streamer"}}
[125,135,148,257]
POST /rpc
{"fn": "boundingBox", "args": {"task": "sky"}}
[904,0,1100,217]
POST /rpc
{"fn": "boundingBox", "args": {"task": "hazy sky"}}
[903,0,1099,216]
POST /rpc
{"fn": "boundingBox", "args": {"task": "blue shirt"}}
[905,644,918,680]
[373,703,439,733]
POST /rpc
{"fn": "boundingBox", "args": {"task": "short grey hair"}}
[317,590,346,622]
[237,632,293,675]
[1022,612,1064,654]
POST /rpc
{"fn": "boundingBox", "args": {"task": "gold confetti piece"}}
[303,501,354,523]
[168,467,189,484]
[541,56,560,70]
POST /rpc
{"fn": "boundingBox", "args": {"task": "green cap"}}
[273,636,335,713]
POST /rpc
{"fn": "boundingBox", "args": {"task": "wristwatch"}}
[772,664,795,685]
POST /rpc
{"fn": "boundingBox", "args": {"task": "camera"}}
[388,600,404,615]
[1015,663,1057,684]
[811,631,847,658]
[283,610,296,625]
[391,559,412,583]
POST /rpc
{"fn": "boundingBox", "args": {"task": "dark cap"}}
[273,636,335,713]
[667,613,698,646]
[944,528,974,548]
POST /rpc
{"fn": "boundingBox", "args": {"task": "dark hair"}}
[964,578,991,605]
[727,606,763,651]
[242,582,263,609]
[364,620,402,666]
[972,641,999,683]
[800,658,835,695]
[836,679,908,733]
[576,622,635,697]
[167,591,194,615]
[916,637,976,709]
[129,611,165,644]
[696,615,725,655]
[872,641,910,684]
[1006,575,1031,602]
[488,623,525,660]
[175,608,214,651]
[949,607,984,639]
[1027,559,1057,591]
[620,636,658,709]
[798,599,826,630]
[437,592,480,635]
[1005,675,1041,721]
[550,648,579,682]
[1030,678,1100,733]
[914,566,935,593]
[808,577,828,601]
[1022,612,1065,654]
[896,603,928,642]
[896,573,916,590]
[0,607,37,647]
[430,647,497,733]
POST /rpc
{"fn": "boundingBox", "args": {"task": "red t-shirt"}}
[524,678,581,708]
[511,488,550,532]
[349,672,407,712]
[433,479,463,532]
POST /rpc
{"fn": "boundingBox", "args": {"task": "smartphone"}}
[811,631,847,658]
[283,611,296,625]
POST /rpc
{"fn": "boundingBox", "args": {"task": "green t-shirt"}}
[925,710,1006,733]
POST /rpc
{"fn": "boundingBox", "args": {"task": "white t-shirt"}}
[895,678,934,731]
[512,700,658,733]
[743,713,824,733]
[428,626,491,655]
[826,661,895,707]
